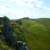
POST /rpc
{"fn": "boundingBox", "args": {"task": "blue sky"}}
[0,0,50,19]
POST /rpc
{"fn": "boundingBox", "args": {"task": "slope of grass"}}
[20,20,49,50]
[0,17,50,50]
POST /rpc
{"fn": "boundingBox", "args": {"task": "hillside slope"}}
[0,17,50,50]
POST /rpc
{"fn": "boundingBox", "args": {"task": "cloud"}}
[35,1,43,8]
[0,0,50,19]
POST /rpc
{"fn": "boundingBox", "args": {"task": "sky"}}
[0,0,50,19]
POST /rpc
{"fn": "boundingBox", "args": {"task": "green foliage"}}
[0,40,14,50]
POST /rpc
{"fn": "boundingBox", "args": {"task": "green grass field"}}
[0,17,50,50]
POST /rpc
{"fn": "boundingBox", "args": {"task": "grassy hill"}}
[15,18,49,50]
[0,17,50,50]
